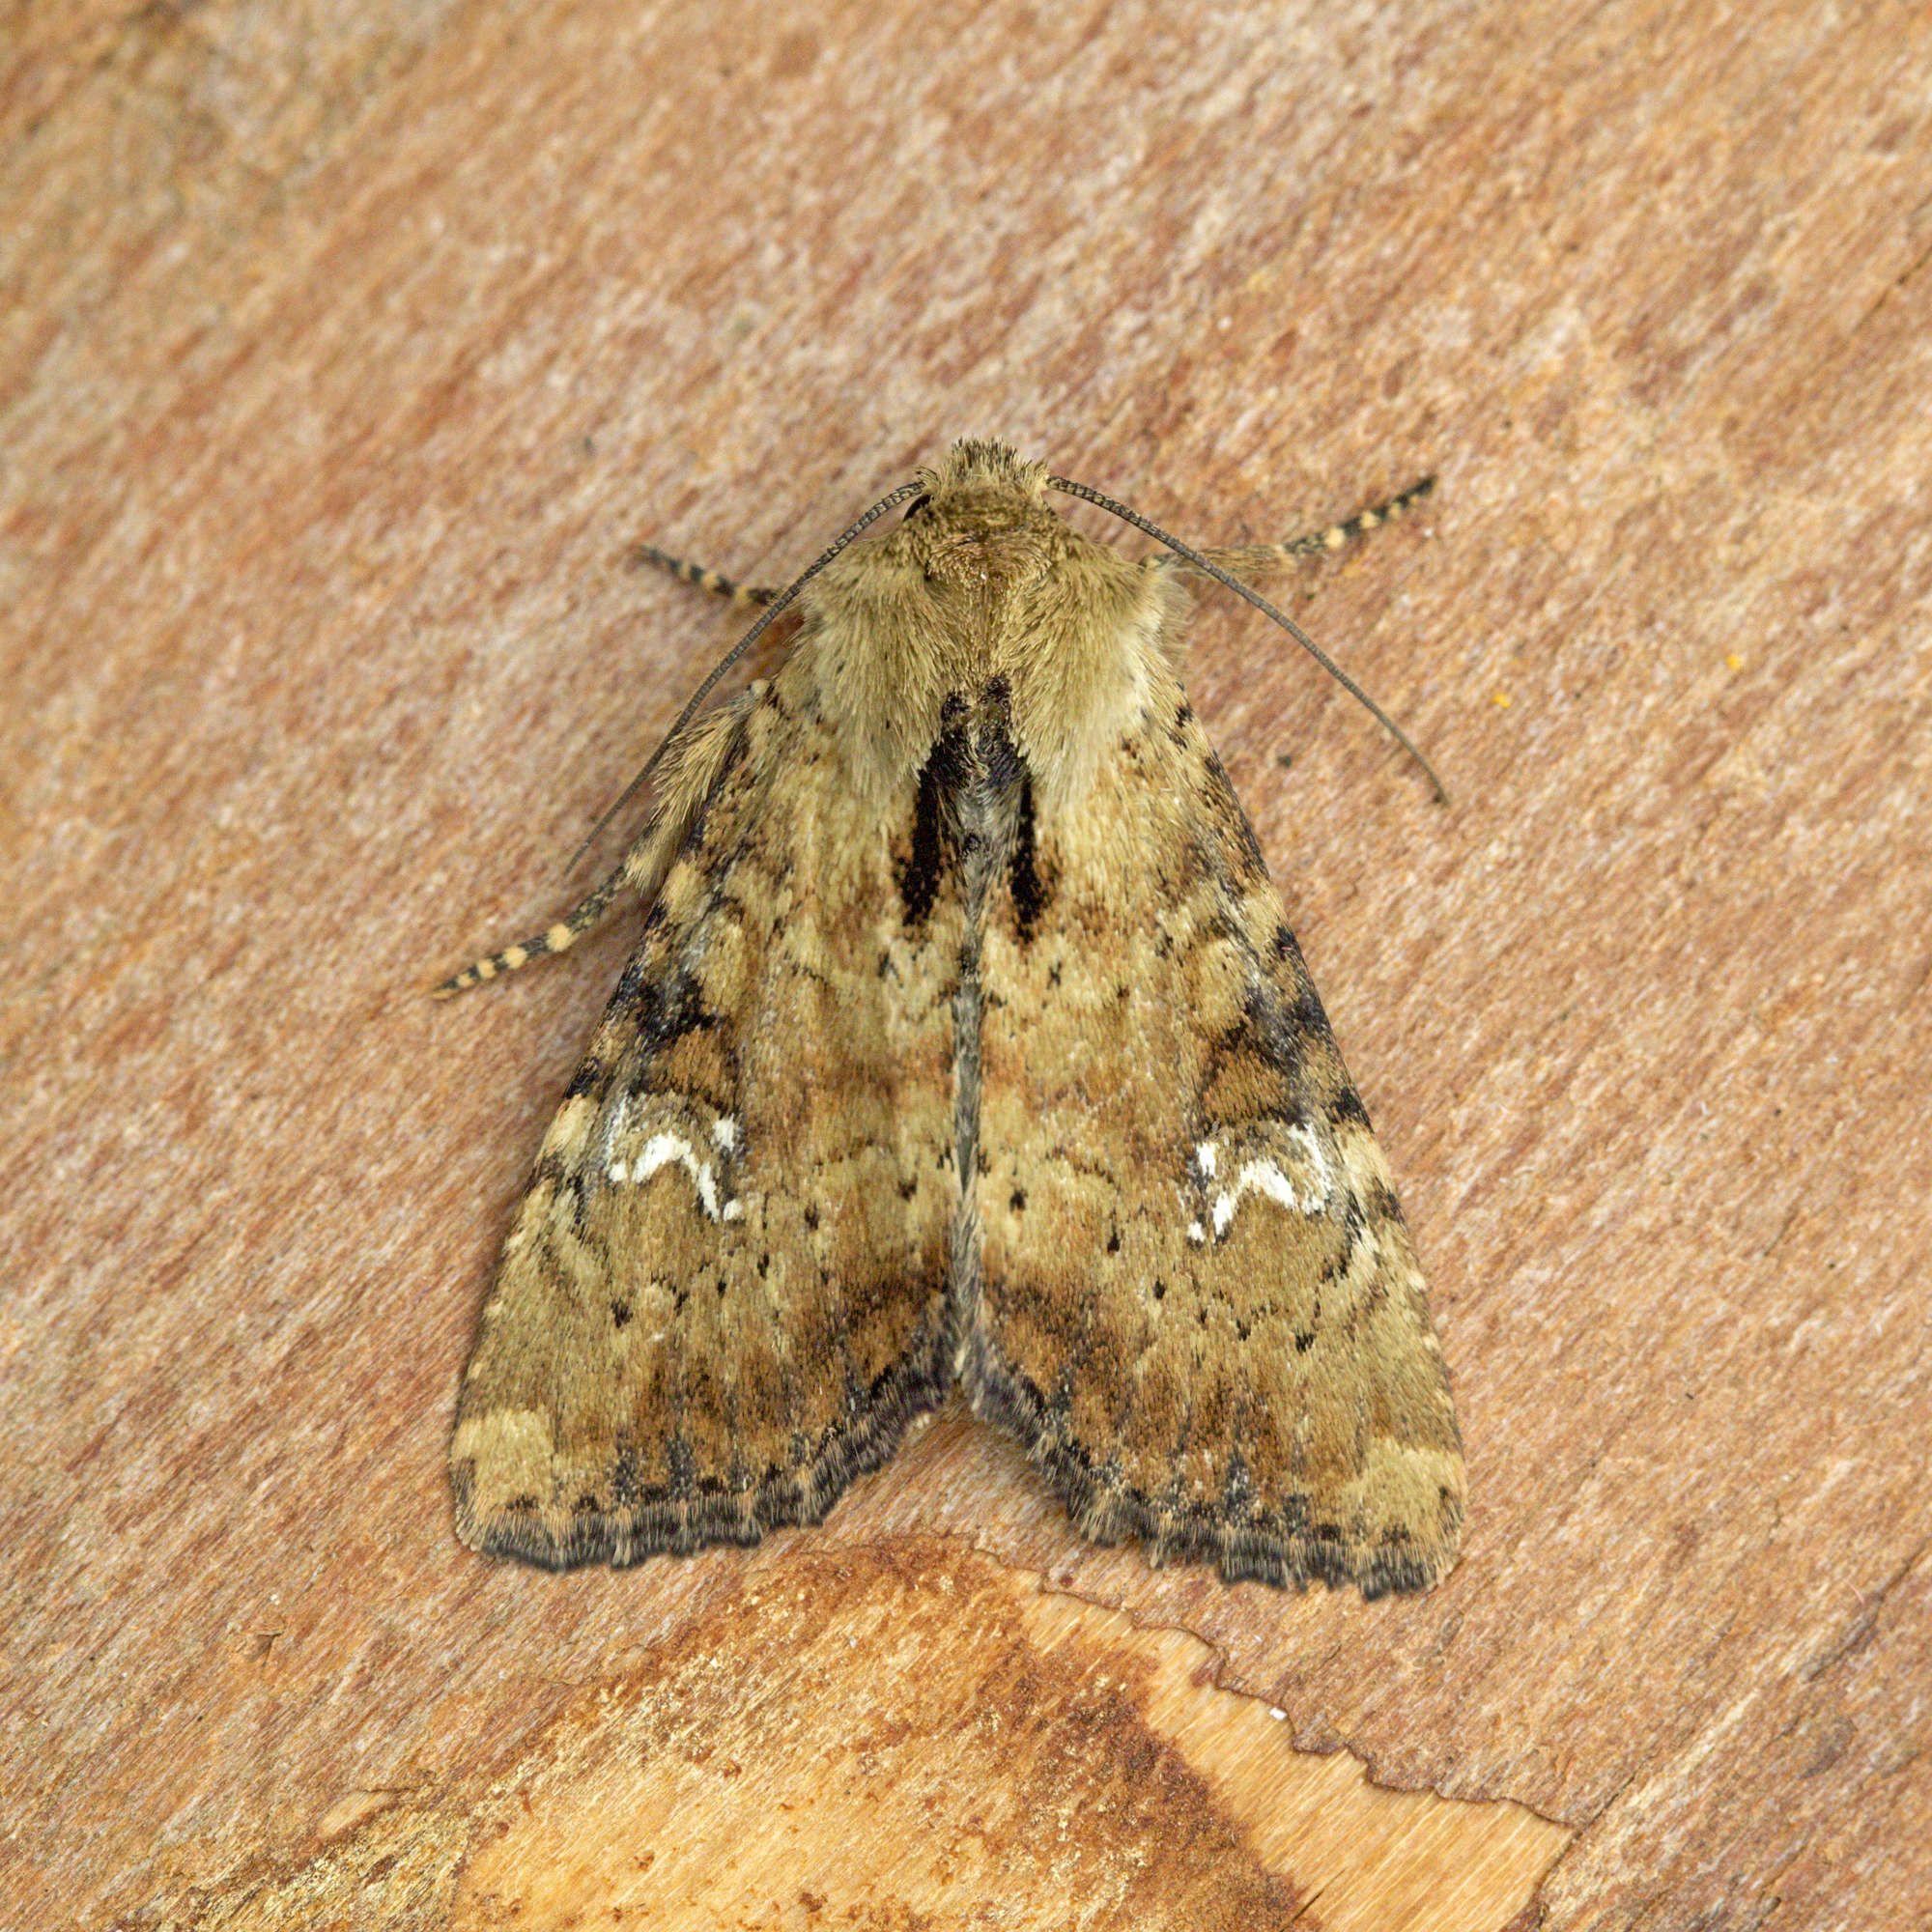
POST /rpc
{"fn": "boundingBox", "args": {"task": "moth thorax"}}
[923,521,1052,599]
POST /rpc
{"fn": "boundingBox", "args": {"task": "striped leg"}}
[434,857,633,998]
[437,667,763,1002]
[631,543,779,608]
[1165,474,1435,583]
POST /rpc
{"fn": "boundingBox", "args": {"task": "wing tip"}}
[449,1351,952,1572]
[971,1358,1464,1599]
[451,1457,838,1572]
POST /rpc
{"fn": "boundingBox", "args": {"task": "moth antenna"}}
[568,478,924,871]
[1046,474,1449,806]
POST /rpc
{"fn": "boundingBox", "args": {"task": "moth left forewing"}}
[968,663,1463,1597]
[452,665,963,1568]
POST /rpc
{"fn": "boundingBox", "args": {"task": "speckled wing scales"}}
[966,671,1465,1597]
[450,670,962,1567]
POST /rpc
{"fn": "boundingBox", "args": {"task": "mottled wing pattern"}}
[966,672,1464,1596]
[451,669,962,1566]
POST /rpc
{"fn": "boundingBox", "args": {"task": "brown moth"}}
[443,440,1463,1597]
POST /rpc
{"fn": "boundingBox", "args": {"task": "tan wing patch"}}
[451,668,963,1566]
[966,672,1464,1597]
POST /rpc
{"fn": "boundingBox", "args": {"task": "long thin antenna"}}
[1046,474,1448,805]
[568,478,924,870]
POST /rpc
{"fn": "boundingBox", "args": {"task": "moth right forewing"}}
[451,661,963,1568]
[967,654,1463,1597]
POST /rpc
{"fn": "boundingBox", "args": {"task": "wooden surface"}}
[3,2,1928,1925]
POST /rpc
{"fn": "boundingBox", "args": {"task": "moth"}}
[443,440,1464,1597]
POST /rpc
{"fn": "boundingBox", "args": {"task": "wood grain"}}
[161,1541,1559,1927]
[3,1,1927,1925]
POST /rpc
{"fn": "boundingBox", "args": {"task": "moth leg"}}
[631,542,780,608]
[433,859,635,998]
[436,685,761,1000]
[1161,474,1435,584]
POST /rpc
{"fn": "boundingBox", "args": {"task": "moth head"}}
[896,440,1065,598]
